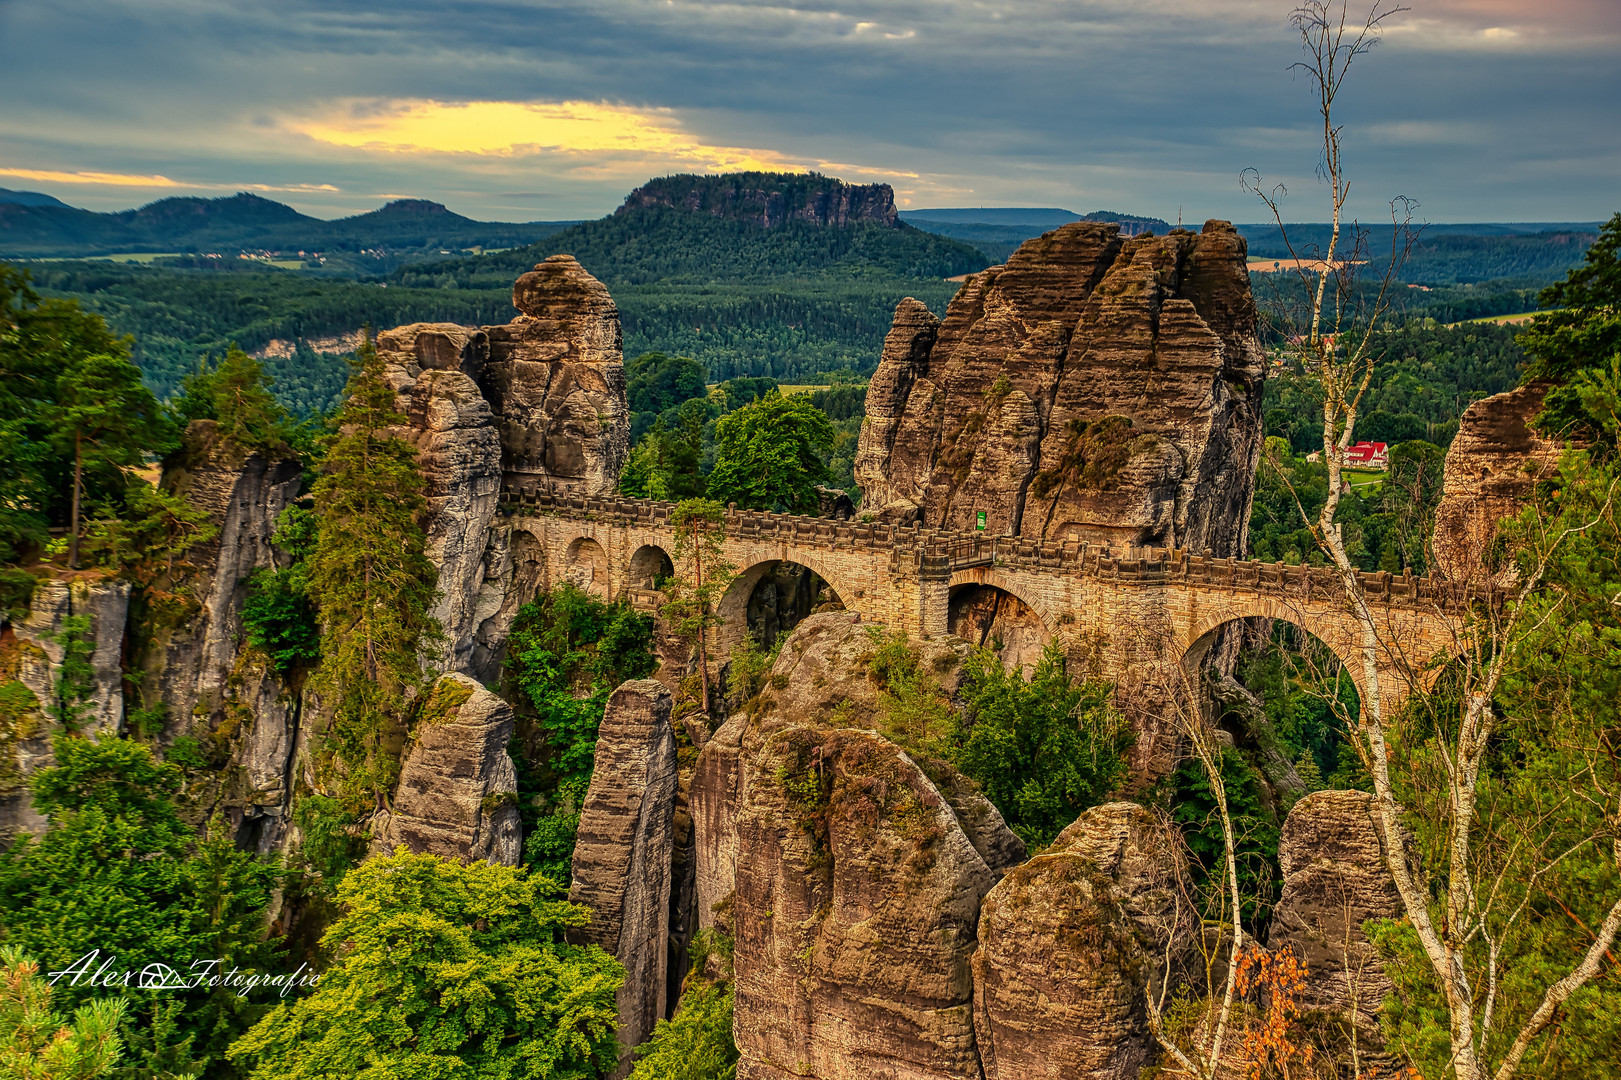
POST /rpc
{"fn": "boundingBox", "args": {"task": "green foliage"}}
[0,737,281,1080]
[1250,437,1446,574]
[288,795,367,891]
[951,643,1132,849]
[304,333,439,806]
[167,347,292,452]
[0,946,128,1080]
[240,567,319,676]
[1233,624,1361,786]
[226,850,623,1080]
[46,616,96,730]
[1522,211,1621,439]
[80,480,217,589]
[504,585,656,880]
[619,402,709,502]
[0,567,37,622]
[627,351,710,438]
[707,390,835,514]
[1170,747,1280,928]
[629,979,738,1080]
[1261,322,1527,455]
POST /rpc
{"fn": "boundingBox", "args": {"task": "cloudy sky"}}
[1,0,1616,224]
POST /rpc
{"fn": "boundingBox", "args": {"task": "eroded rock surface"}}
[375,673,522,866]
[485,255,629,495]
[1432,382,1563,583]
[972,802,1191,1080]
[732,724,993,1080]
[1270,789,1403,1047]
[856,221,1264,555]
[2,578,130,836]
[568,680,678,1077]
[136,420,304,828]
[376,324,503,671]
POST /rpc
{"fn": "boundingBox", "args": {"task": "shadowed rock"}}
[568,679,678,1078]
[972,802,1193,1080]
[375,673,522,866]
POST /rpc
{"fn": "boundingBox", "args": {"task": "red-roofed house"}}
[1345,442,1389,470]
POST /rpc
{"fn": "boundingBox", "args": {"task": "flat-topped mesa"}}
[856,220,1266,555]
[616,172,900,229]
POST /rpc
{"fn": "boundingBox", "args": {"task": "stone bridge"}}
[498,487,1463,716]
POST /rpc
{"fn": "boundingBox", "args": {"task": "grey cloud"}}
[0,0,1614,221]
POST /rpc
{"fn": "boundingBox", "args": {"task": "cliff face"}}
[855,221,1265,555]
[616,172,900,229]
[1432,382,1563,583]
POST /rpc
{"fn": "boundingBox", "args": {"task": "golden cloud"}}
[292,99,806,174]
[0,167,183,188]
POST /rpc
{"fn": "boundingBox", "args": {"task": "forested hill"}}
[388,177,989,383]
[0,190,575,265]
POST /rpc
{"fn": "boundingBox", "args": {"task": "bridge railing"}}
[496,482,1464,608]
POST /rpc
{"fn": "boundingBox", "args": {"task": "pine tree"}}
[305,332,439,806]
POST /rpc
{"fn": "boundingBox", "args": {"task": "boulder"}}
[375,673,522,866]
[1270,789,1404,1047]
[484,255,630,495]
[854,221,1264,556]
[1432,382,1563,583]
[567,680,679,1078]
[694,613,1020,936]
[732,724,994,1080]
[972,802,1192,1080]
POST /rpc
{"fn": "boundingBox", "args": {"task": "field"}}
[1457,311,1542,325]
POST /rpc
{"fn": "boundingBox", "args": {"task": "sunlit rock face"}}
[1431,381,1563,584]
[856,220,1265,556]
[484,254,630,495]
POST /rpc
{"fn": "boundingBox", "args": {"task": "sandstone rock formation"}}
[137,420,303,821]
[1270,789,1403,1047]
[731,723,993,1080]
[567,680,678,1077]
[617,173,901,229]
[694,612,1021,938]
[855,221,1265,556]
[375,324,503,671]
[1,578,130,837]
[374,673,522,866]
[1432,382,1563,583]
[485,255,629,495]
[972,802,1190,1080]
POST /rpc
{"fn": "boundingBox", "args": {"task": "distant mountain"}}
[0,188,71,208]
[620,172,899,228]
[0,191,577,265]
[901,207,1171,262]
[1234,222,1601,285]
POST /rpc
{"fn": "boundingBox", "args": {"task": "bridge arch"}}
[1181,601,1374,723]
[564,535,610,599]
[946,568,1056,671]
[626,543,674,590]
[716,554,852,655]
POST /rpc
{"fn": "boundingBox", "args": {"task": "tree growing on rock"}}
[305,331,440,807]
[660,499,735,717]
[1233,3,1621,1078]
